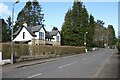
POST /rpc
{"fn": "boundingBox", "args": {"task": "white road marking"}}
[58,62,77,69]
[82,57,90,60]
[27,73,42,78]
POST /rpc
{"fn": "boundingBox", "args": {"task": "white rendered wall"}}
[13,27,33,41]
[51,32,61,42]
[35,27,45,40]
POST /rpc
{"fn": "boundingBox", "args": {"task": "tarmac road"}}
[2,48,118,78]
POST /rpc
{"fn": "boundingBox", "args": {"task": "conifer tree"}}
[16,0,44,27]
[107,25,116,46]
[2,19,8,42]
[87,14,95,47]
[61,0,90,46]
[71,1,83,46]
[61,9,72,45]
[81,5,89,46]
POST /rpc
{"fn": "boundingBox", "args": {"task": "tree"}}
[16,0,44,27]
[6,16,12,29]
[16,0,32,26]
[2,19,8,42]
[6,16,12,41]
[107,25,116,46]
[70,1,84,46]
[87,14,95,47]
[93,21,107,47]
[32,0,44,26]
[81,5,89,46]
[61,1,90,46]
[97,20,105,27]
[61,9,72,45]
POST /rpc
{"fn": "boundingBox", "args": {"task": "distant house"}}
[13,23,61,46]
[45,29,61,46]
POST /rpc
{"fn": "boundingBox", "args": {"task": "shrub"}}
[2,43,85,61]
[2,43,11,59]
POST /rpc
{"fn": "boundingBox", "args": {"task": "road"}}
[2,48,118,78]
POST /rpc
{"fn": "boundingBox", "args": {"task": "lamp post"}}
[11,0,19,64]
[84,32,88,53]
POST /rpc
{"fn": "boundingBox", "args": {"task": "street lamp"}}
[11,0,19,64]
[84,32,88,53]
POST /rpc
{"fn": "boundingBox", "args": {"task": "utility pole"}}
[84,32,88,53]
[11,0,19,64]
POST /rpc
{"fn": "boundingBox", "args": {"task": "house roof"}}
[13,25,44,37]
[45,31,53,39]
[45,30,61,39]
[13,27,23,36]
[14,24,60,39]
[31,25,44,32]
[50,30,60,36]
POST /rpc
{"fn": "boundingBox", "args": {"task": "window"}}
[39,32,44,40]
[56,36,59,42]
[23,32,25,39]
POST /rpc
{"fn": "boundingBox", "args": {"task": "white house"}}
[45,30,61,46]
[13,23,61,46]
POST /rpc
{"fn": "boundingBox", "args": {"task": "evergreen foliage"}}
[61,9,72,45]
[16,0,44,27]
[2,19,9,42]
[61,1,95,47]
[87,14,95,47]
[107,25,116,46]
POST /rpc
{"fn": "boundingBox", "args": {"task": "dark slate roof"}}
[26,27,36,37]
[45,31,53,39]
[45,30,61,39]
[13,27,23,36]
[31,25,43,32]
[50,30,60,36]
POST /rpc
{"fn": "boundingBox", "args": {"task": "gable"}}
[56,32,60,36]
[13,27,34,41]
[39,27,45,32]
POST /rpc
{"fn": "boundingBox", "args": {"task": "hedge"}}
[2,43,85,62]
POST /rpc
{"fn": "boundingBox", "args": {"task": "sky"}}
[0,0,119,37]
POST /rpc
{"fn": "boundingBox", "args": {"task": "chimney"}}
[23,21,27,27]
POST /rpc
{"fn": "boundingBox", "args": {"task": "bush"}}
[2,43,11,59]
[2,43,29,59]
[2,43,85,62]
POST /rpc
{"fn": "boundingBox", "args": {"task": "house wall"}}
[45,41,60,46]
[35,27,45,40]
[13,27,33,42]
[32,39,45,45]
[51,32,61,42]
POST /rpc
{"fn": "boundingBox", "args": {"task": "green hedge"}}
[2,43,85,61]
[2,43,29,59]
